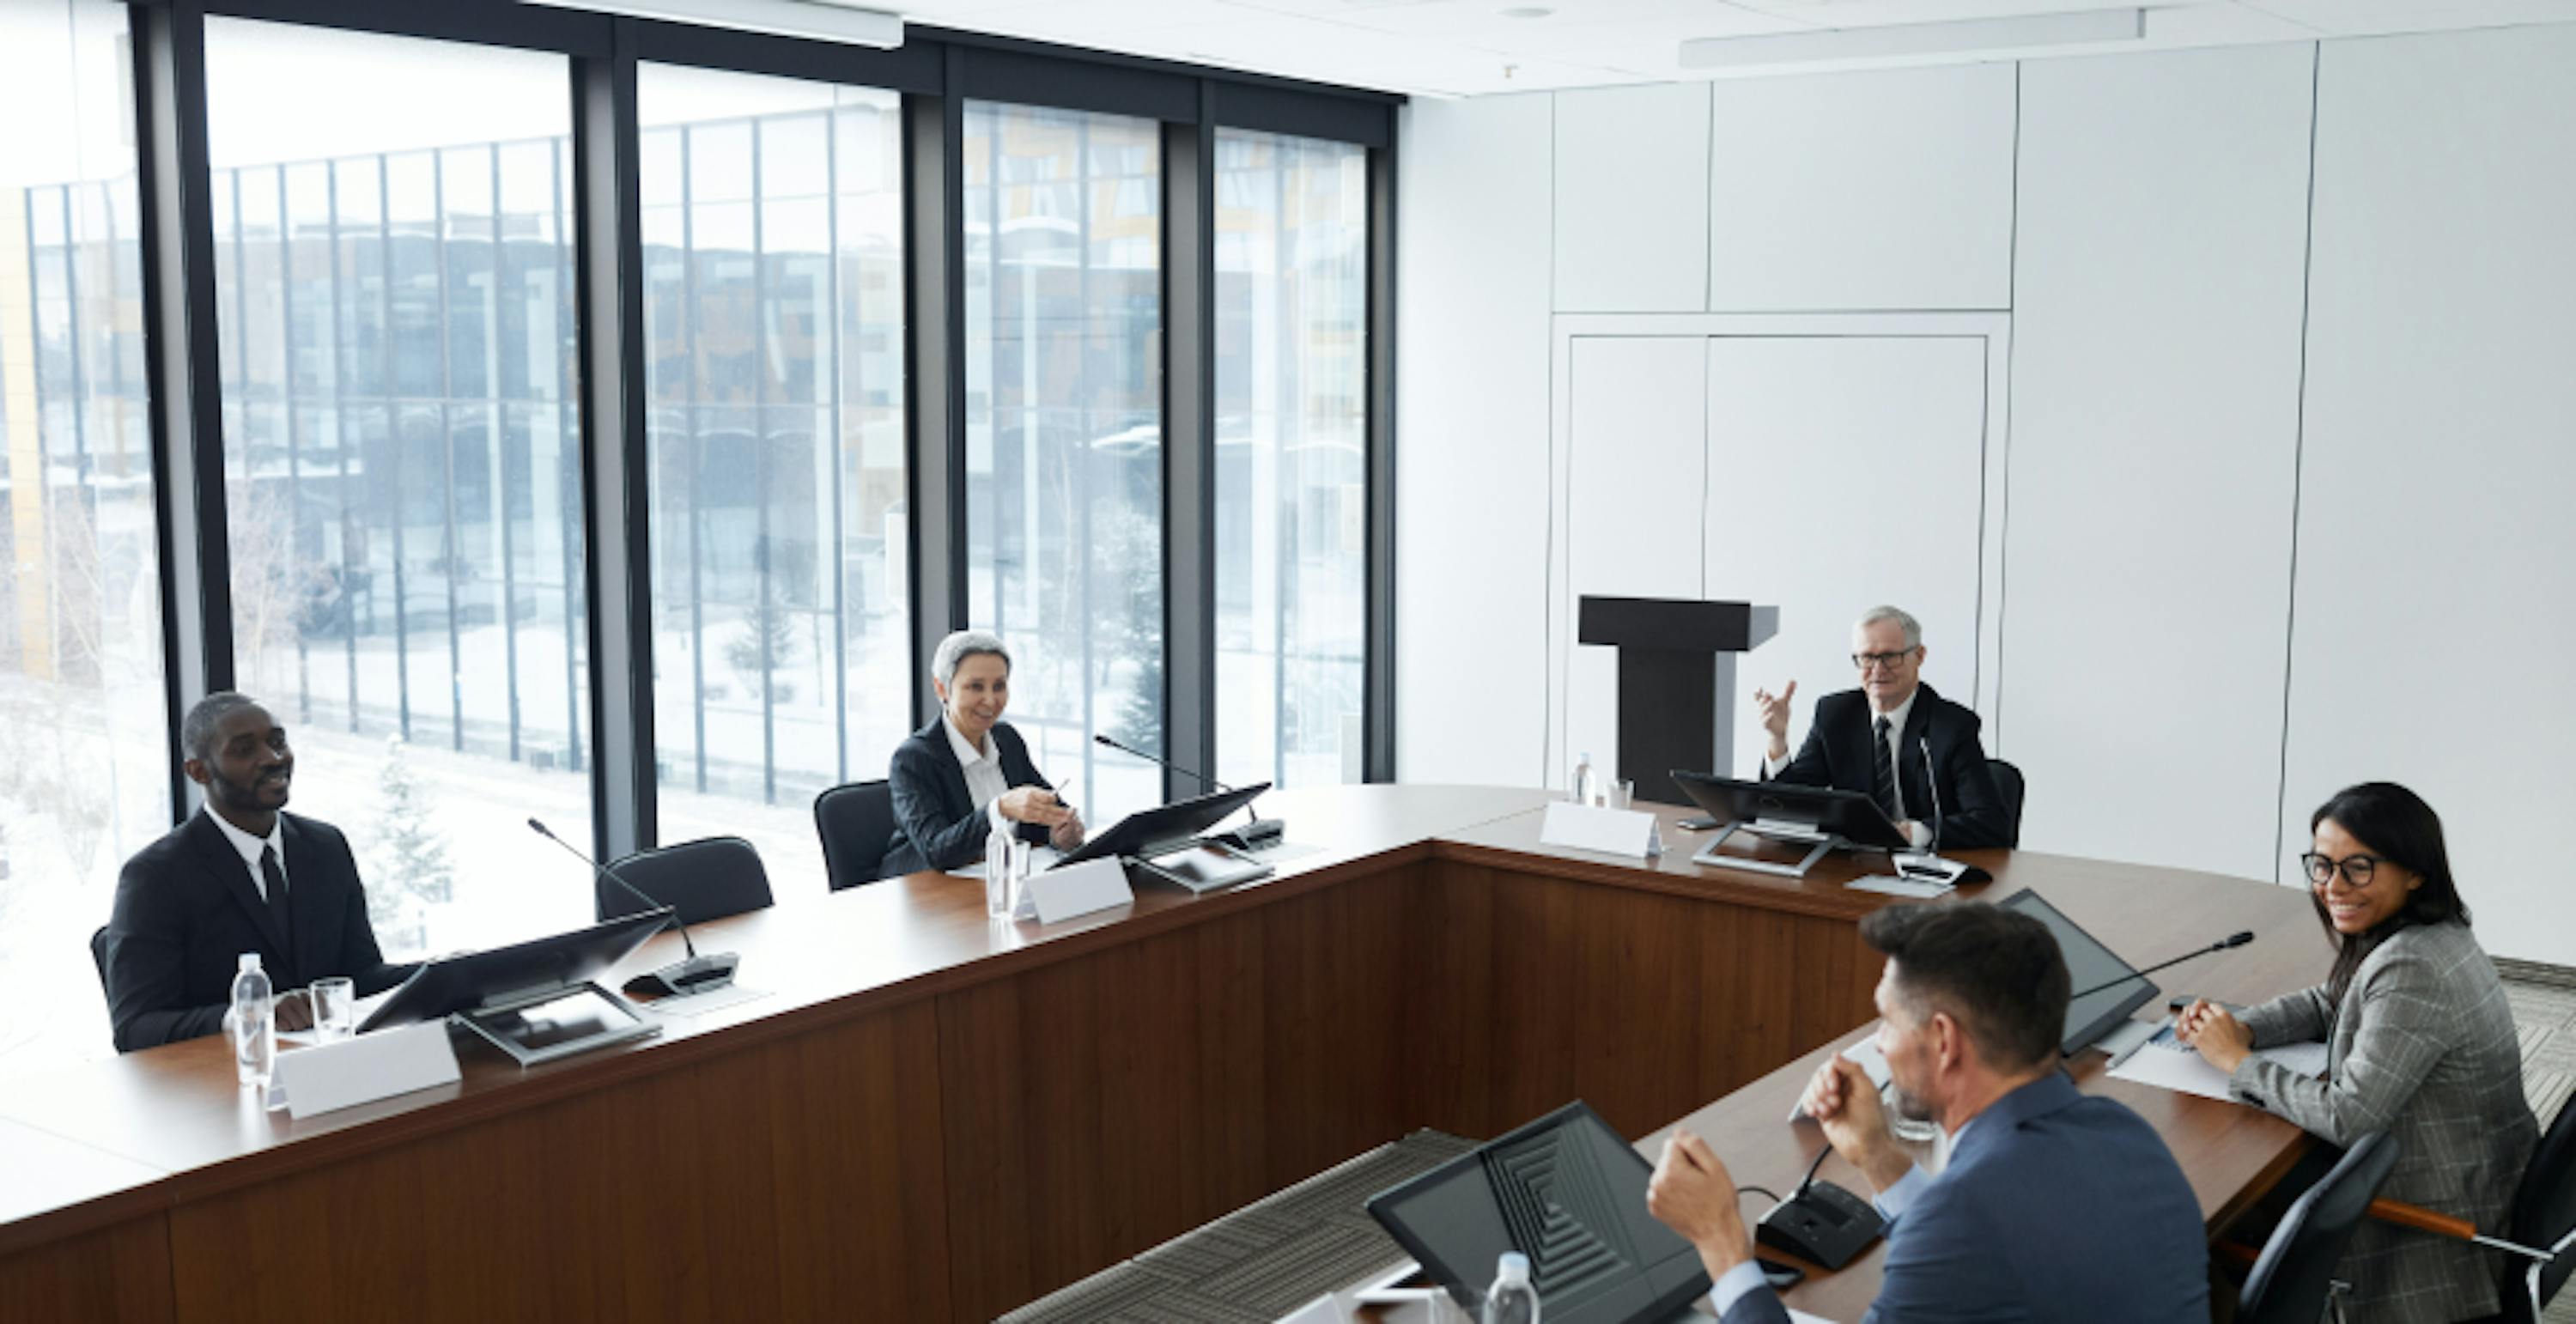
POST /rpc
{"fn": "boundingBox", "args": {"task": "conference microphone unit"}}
[527,818,739,999]
[1756,1128,1886,1270]
[1091,733,1286,850]
[2067,931,2256,1004]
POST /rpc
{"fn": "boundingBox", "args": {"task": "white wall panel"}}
[2287,26,2576,965]
[1560,338,1709,784]
[1395,95,1556,787]
[1552,82,1711,313]
[2003,45,2315,881]
[1706,64,2016,313]
[1704,337,1988,778]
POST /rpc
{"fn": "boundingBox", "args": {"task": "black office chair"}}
[2238,1131,2401,1324]
[89,925,112,1008]
[594,836,774,926]
[813,779,898,891]
[1988,758,2026,845]
[2371,1092,2576,1324]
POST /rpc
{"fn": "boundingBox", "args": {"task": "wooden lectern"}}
[1577,596,1778,806]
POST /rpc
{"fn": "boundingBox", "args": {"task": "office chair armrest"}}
[2368,1199,2557,1264]
[2367,1199,2477,1242]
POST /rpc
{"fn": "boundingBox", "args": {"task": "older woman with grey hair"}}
[878,629,1083,876]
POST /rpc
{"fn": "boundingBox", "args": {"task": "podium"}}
[1577,597,1777,806]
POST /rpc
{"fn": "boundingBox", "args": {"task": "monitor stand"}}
[1692,818,1846,878]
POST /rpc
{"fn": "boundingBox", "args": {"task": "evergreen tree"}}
[370,735,451,952]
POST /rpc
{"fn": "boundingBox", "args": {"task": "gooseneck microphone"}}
[2068,931,2256,1004]
[528,818,739,999]
[1091,733,1285,849]
[1919,738,1943,856]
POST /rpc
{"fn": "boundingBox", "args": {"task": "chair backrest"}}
[813,779,897,891]
[2239,1132,2403,1324]
[2503,1091,2576,1323]
[596,836,774,926]
[1988,758,2026,845]
[89,926,112,1007]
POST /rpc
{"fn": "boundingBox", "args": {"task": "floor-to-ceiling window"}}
[0,0,167,1074]
[637,64,908,878]
[1212,129,1369,791]
[963,103,1164,822]
[204,19,595,956]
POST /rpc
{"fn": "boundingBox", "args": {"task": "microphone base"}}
[1214,817,1286,852]
[1756,1180,1886,1270]
[623,951,739,1001]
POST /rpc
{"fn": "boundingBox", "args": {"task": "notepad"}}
[2107,1023,2329,1102]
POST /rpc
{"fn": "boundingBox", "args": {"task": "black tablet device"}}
[1366,1101,1711,1322]
[356,908,670,1035]
[1052,782,1271,869]
[1668,771,1911,851]
[1997,889,2161,1055]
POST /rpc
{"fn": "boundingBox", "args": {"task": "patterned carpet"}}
[2500,974,2576,1323]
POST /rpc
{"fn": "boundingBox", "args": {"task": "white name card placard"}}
[1021,855,1134,925]
[1538,802,1665,859]
[270,1021,461,1120]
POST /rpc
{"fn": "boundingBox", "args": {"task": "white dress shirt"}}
[945,717,1016,836]
[204,805,289,902]
[1764,688,1931,847]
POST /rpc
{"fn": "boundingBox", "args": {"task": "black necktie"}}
[1870,716,1900,821]
[260,844,294,966]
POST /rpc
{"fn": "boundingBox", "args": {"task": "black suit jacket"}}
[880,718,1055,876]
[1764,683,2015,849]
[102,811,413,1052]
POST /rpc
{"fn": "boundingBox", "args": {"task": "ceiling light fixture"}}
[519,0,903,47]
[1500,6,1555,16]
[1680,7,2141,70]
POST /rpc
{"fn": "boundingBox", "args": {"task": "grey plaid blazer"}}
[2230,920,2537,1323]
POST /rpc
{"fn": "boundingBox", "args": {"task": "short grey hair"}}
[181,691,266,762]
[1856,605,1923,650]
[932,629,1012,688]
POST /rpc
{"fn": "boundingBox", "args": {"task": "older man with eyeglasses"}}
[1751,604,2017,849]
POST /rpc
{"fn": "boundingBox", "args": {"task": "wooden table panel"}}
[155,999,947,1324]
[0,1218,172,1324]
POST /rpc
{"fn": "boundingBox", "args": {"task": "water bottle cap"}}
[237,953,263,972]
[1497,1251,1530,1283]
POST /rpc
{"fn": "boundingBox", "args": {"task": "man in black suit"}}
[879,630,1084,876]
[100,693,413,1052]
[1754,605,2014,849]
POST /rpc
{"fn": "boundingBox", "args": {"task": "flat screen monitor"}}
[1366,1101,1710,1323]
[1668,770,1911,851]
[357,908,670,1035]
[1053,782,1271,870]
[1996,889,2160,1055]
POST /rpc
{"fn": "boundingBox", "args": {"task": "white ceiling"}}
[881,0,2576,98]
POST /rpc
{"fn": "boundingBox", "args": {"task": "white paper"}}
[1024,854,1133,925]
[270,1021,460,1120]
[2107,1023,2330,1102]
[1788,1311,1842,1324]
[1845,874,1954,900]
[1539,802,1664,858]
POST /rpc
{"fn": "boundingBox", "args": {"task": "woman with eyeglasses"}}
[2178,782,2536,1322]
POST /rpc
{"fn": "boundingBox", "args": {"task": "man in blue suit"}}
[1648,902,2209,1324]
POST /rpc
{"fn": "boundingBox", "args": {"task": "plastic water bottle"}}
[1483,1251,1539,1324]
[228,953,275,1089]
[1571,753,1600,808]
[984,823,1016,917]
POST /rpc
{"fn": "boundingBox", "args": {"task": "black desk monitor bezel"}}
[1668,770,1911,852]
[1996,889,2163,1056]
[357,908,671,1034]
[1053,782,1271,870]
[1365,1100,1711,1323]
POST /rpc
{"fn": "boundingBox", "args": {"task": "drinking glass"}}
[310,976,356,1043]
[1607,779,1635,811]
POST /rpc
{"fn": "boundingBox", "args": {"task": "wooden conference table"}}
[0,785,2329,1324]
